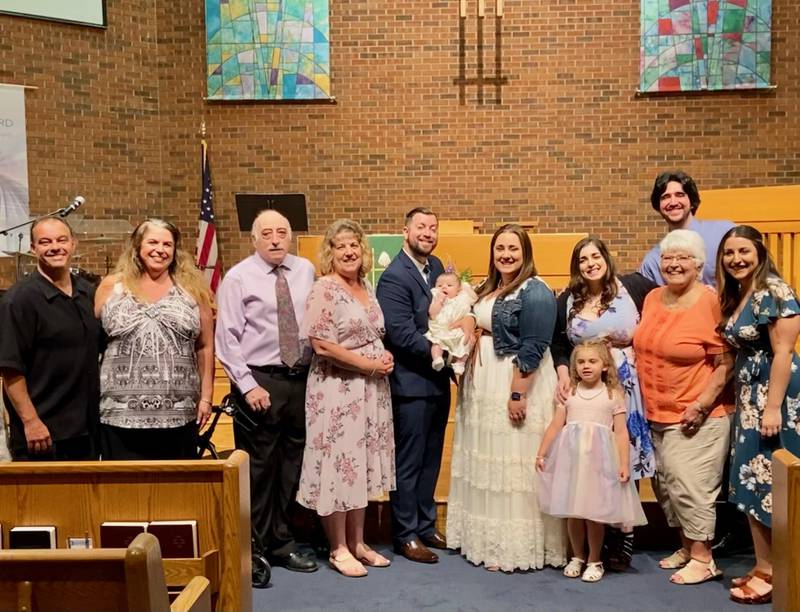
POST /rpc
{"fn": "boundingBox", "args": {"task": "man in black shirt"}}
[0,217,101,460]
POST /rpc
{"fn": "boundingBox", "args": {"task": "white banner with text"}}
[0,85,30,255]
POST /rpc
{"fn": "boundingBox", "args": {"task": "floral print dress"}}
[296,277,395,516]
[722,277,800,527]
[566,283,655,479]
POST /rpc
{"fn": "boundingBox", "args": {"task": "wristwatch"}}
[510,391,526,401]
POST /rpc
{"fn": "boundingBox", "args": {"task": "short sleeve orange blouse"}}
[633,285,734,424]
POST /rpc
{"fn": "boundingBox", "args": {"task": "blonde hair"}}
[568,340,621,399]
[113,218,213,308]
[319,219,372,278]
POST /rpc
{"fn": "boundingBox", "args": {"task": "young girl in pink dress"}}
[536,340,647,583]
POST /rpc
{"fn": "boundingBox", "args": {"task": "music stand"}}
[234,193,309,232]
[72,218,135,243]
[72,218,135,273]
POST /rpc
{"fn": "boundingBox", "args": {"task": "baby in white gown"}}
[425,272,477,375]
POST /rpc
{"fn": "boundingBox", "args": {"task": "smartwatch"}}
[510,391,526,401]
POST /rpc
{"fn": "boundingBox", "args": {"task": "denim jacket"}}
[491,277,556,373]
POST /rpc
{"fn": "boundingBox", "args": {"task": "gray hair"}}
[659,229,706,268]
[251,209,292,240]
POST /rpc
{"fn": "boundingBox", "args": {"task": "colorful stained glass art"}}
[640,0,772,92]
[205,0,331,100]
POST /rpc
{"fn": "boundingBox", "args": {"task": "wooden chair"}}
[0,533,210,612]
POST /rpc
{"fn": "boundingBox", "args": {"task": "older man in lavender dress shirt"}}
[215,210,318,574]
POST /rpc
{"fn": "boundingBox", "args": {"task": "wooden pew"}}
[0,451,251,612]
[773,448,800,612]
[0,533,210,612]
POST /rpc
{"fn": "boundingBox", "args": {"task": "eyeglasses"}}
[660,254,695,264]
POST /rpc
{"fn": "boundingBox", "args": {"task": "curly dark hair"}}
[650,170,701,214]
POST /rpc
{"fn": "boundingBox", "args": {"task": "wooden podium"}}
[0,451,251,612]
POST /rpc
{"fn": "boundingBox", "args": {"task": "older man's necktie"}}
[273,266,301,367]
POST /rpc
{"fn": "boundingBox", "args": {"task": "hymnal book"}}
[147,520,198,558]
[100,522,148,549]
[9,526,56,549]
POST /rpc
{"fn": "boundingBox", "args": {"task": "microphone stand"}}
[0,206,70,282]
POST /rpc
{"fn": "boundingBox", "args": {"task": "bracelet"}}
[199,399,212,405]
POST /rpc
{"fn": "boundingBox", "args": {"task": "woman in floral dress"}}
[717,225,800,605]
[551,236,657,569]
[297,219,396,578]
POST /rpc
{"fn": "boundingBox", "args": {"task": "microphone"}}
[59,196,85,218]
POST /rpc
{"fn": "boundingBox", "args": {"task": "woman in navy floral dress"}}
[717,225,800,605]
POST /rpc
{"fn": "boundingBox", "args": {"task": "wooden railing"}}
[698,184,800,290]
[297,231,586,291]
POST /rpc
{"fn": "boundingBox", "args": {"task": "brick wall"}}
[2,0,798,285]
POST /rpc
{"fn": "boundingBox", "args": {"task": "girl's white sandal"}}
[563,557,585,578]
[581,561,605,583]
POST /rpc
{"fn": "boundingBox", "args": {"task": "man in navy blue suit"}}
[377,207,470,563]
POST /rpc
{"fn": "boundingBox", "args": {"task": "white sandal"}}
[563,557,585,578]
[582,561,605,583]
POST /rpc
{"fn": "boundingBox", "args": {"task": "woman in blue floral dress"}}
[717,225,800,605]
[552,236,657,569]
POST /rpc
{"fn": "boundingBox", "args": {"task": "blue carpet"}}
[253,547,751,611]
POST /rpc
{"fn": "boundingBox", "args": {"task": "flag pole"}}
[196,119,221,294]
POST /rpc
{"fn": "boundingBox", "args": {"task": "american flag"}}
[196,139,220,294]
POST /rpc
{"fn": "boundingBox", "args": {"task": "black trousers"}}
[232,367,307,558]
[389,393,450,545]
[11,433,98,461]
[99,423,198,460]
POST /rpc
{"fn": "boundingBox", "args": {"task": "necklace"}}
[583,294,604,314]
[575,384,605,400]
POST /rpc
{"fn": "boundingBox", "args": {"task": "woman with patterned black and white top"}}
[94,219,214,460]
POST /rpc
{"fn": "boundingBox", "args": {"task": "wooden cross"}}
[460,0,503,18]
[454,0,508,104]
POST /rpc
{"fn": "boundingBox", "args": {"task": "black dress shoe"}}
[270,551,319,573]
[420,530,448,550]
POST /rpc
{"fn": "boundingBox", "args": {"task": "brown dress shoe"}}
[420,530,448,550]
[394,538,439,563]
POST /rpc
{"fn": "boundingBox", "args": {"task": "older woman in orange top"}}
[633,229,733,586]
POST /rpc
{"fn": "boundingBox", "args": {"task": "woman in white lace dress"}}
[94,219,214,459]
[447,224,567,572]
